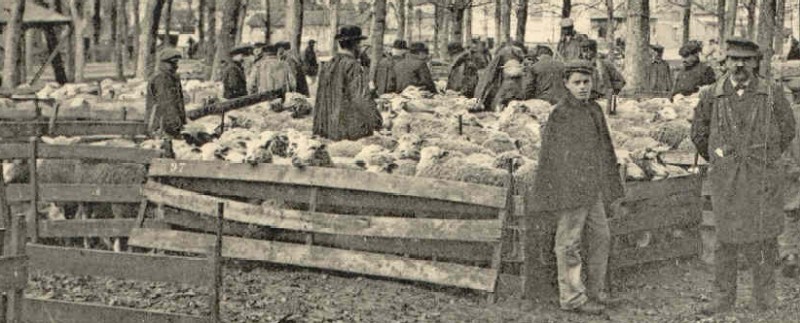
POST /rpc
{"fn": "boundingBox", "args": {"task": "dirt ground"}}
[24,257,800,323]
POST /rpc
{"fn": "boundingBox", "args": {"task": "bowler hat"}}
[392,40,408,50]
[725,37,760,58]
[563,60,594,76]
[679,41,702,57]
[650,44,664,54]
[447,42,464,55]
[409,42,428,54]
[230,44,253,56]
[158,47,182,62]
[263,44,278,55]
[335,25,367,41]
[580,38,597,51]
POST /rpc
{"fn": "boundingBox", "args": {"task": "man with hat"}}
[394,42,437,93]
[146,47,187,137]
[373,40,408,95]
[645,44,673,95]
[557,18,585,61]
[446,42,480,98]
[526,45,568,105]
[527,60,624,315]
[314,25,382,141]
[578,39,625,101]
[691,37,796,315]
[672,40,717,97]
[303,40,319,85]
[248,44,297,95]
[473,42,527,111]
[275,41,310,96]
[220,44,251,99]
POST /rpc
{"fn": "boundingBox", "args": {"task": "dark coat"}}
[146,64,187,137]
[313,51,382,141]
[673,62,716,97]
[691,77,796,243]
[303,46,319,76]
[394,55,437,93]
[557,36,583,61]
[527,56,568,104]
[589,58,626,100]
[474,46,525,111]
[646,58,673,94]
[446,51,480,98]
[374,55,403,95]
[492,74,525,110]
[283,52,310,96]
[527,94,624,212]
[221,60,248,99]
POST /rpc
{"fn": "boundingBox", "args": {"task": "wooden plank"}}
[660,151,707,166]
[37,145,160,163]
[0,121,148,138]
[702,210,715,226]
[6,184,143,203]
[22,298,212,323]
[623,174,702,202]
[149,159,507,209]
[609,203,702,235]
[611,236,700,268]
[702,180,712,196]
[145,181,503,242]
[0,256,28,290]
[27,244,211,285]
[129,228,498,291]
[38,218,169,238]
[7,215,26,323]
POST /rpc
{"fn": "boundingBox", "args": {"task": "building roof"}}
[0,0,71,28]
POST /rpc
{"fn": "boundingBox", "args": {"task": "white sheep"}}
[354,144,398,174]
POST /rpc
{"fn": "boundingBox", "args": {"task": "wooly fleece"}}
[481,131,518,155]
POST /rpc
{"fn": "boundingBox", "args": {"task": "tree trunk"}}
[135,0,165,79]
[164,0,173,45]
[2,0,25,89]
[746,0,756,39]
[624,0,649,94]
[397,0,406,41]
[494,0,501,44]
[370,0,387,82]
[606,0,614,45]
[501,0,511,44]
[115,0,125,79]
[287,0,303,57]
[464,5,472,43]
[682,0,690,44]
[407,1,414,42]
[757,0,775,76]
[775,0,785,57]
[417,9,423,42]
[451,7,465,47]
[211,0,242,81]
[263,0,270,44]
[724,0,737,41]
[133,0,140,73]
[515,0,527,43]
[91,0,101,61]
[70,0,89,82]
[205,0,216,78]
[434,5,441,55]
[329,0,338,55]
[198,0,205,49]
[440,7,450,59]
[717,0,725,44]
[236,0,248,44]
[24,29,35,82]
[121,0,129,69]
[39,0,69,85]
[562,0,570,18]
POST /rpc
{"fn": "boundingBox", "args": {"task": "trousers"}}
[714,238,778,307]
[553,196,611,309]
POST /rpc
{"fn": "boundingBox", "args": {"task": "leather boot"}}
[564,300,606,315]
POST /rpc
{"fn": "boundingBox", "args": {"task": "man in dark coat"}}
[557,18,585,61]
[394,42,437,93]
[692,38,796,315]
[446,42,479,98]
[645,44,673,95]
[220,45,250,99]
[473,42,526,111]
[277,42,310,96]
[303,40,319,86]
[373,40,407,95]
[526,45,568,104]
[579,39,625,101]
[673,40,717,97]
[313,25,382,141]
[527,60,624,315]
[146,48,187,137]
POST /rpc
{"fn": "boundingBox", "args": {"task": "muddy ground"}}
[24,257,800,323]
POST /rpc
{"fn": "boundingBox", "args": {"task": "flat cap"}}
[650,44,664,53]
[561,18,574,27]
[678,41,702,57]
[230,44,253,56]
[158,47,182,61]
[725,37,760,57]
[563,60,595,76]
[447,42,464,55]
[263,44,278,55]
[580,38,597,50]
[392,39,408,50]
[409,42,428,54]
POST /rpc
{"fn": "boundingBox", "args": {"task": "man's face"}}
[580,48,596,60]
[565,72,593,101]
[562,27,575,37]
[682,54,699,68]
[726,56,758,83]
[163,59,179,73]
[650,48,660,60]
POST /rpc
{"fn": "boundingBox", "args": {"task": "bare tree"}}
[746,0,755,39]
[133,0,140,73]
[69,0,90,82]
[717,0,724,44]
[606,0,614,45]
[371,0,387,81]
[407,1,415,42]
[624,0,649,94]
[516,0,528,43]
[263,0,271,43]
[114,0,125,79]
[494,0,501,43]
[434,5,441,54]
[135,0,165,79]
[397,0,407,40]
[329,0,339,55]
[775,0,785,56]
[562,0,570,18]
[211,0,243,81]
[440,5,450,58]
[2,0,25,89]
[464,5,471,43]
[724,0,736,41]
[236,0,249,44]
[199,0,205,49]
[682,0,690,44]
[757,0,775,76]
[91,0,101,61]
[287,0,304,56]
[164,0,174,44]
[205,0,217,78]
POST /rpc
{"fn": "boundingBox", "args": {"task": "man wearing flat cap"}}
[645,44,673,95]
[673,40,717,97]
[303,40,319,85]
[526,45,568,105]
[314,25,382,141]
[372,40,407,95]
[691,37,796,315]
[394,42,437,94]
[557,18,585,61]
[220,45,250,99]
[528,60,624,315]
[446,42,480,98]
[578,39,625,101]
[248,44,297,95]
[146,48,187,137]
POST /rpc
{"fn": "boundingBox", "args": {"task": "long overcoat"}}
[394,56,437,93]
[374,55,402,95]
[446,51,480,98]
[146,65,186,137]
[527,94,624,213]
[691,77,797,243]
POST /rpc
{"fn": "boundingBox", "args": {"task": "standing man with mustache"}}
[692,38,797,315]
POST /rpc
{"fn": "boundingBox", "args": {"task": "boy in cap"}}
[394,42,437,93]
[220,45,251,99]
[645,44,673,95]
[313,25,382,141]
[527,60,624,315]
[373,40,407,95]
[672,40,717,97]
[146,48,187,137]
[446,42,480,98]
[692,37,796,315]
[579,39,625,101]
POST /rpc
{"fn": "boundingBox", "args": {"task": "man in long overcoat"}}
[373,40,407,95]
[303,40,319,83]
[691,38,796,315]
[473,42,527,111]
[220,45,250,99]
[526,45,568,104]
[527,60,624,315]
[394,42,437,93]
[673,40,717,97]
[146,48,187,137]
[248,44,297,95]
[446,42,479,98]
[313,25,382,141]
[645,44,673,95]
[277,42,310,96]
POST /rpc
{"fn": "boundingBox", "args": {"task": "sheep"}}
[422,137,492,156]
[327,140,365,158]
[498,115,541,160]
[649,120,691,149]
[243,131,291,165]
[356,133,398,151]
[415,147,507,187]
[394,133,424,161]
[353,145,398,174]
[284,92,313,119]
[290,137,333,168]
[481,131,519,155]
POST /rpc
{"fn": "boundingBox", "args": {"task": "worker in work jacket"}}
[691,37,796,316]
[248,44,297,95]
[673,40,717,97]
[578,39,625,101]
[146,48,187,137]
[446,42,480,98]
[220,45,250,99]
[373,40,408,95]
[394,42,438,94]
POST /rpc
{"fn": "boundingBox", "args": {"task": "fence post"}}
[488,163,515,303]
[28,137,38,243]
[210,202,224,323]
[47,103,60,135]
[6,215,26,323]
